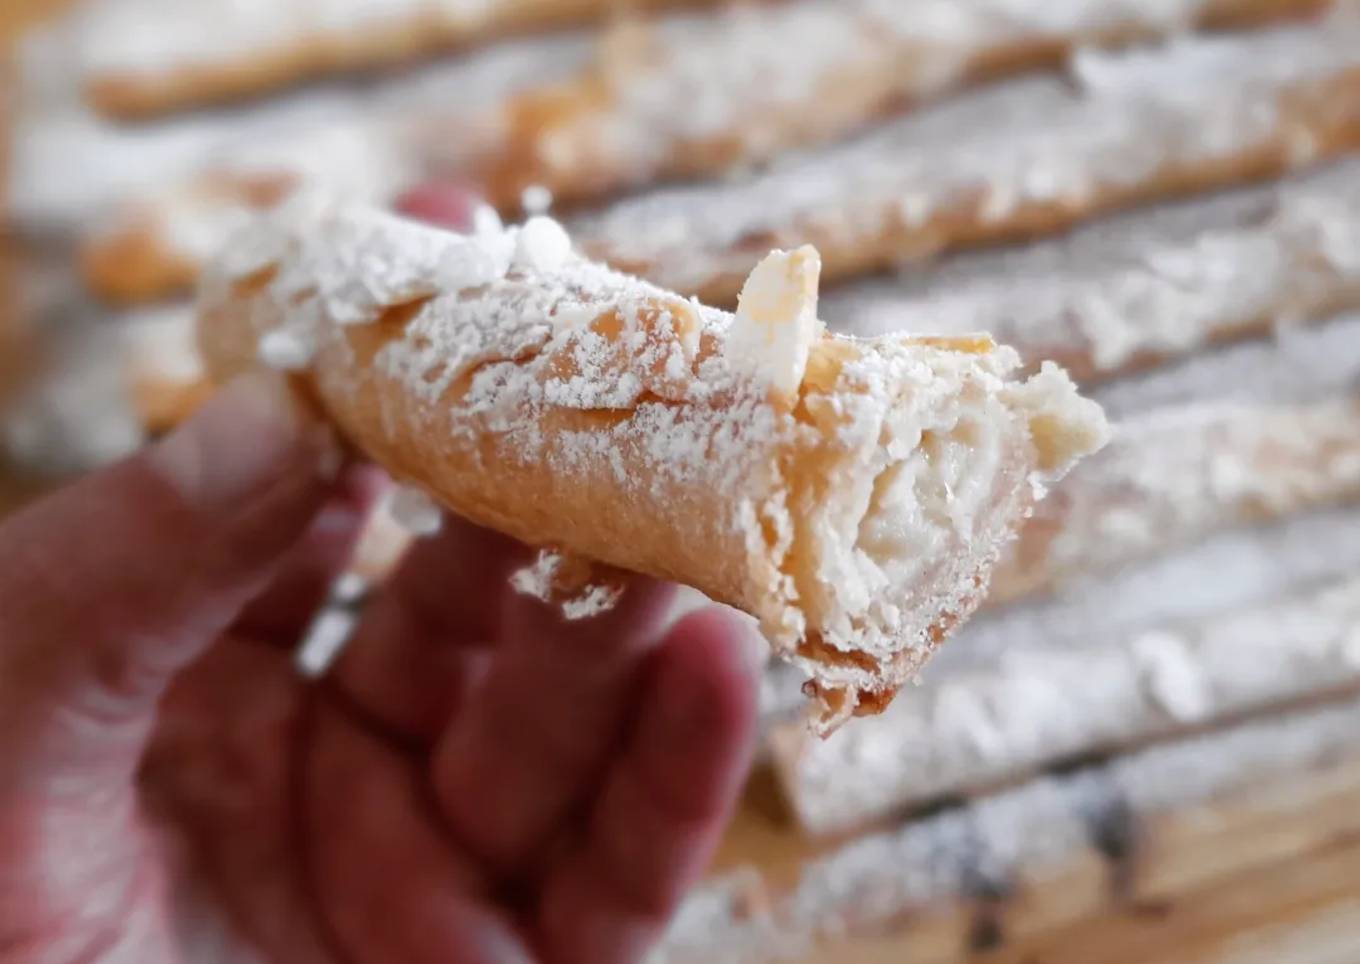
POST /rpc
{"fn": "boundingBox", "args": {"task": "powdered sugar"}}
[521,0,1252,208]
[1,303,197,475]
[512,216,573,273]
[67,0,564,90]
[509,549,624,620]
[257,329,314,371]
[520,185,553,216]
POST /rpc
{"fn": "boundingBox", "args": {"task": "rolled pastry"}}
[769,572,1360,836]
[65,34,589,304]
[67,0,719,119]
[572,14,1360,303]
[659,695,1360,962]
[480,0,1333,211]
[821,158,1360,383]
[195,199,1108,730]
[992,394,1360,602]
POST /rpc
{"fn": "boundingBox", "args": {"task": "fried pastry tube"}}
[195,200,1107,731]
[573,14,1360,304]
[68,0,718,120]
[70,1,1338,306]
[480,0,1334,211]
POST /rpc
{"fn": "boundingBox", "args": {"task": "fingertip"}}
[147,371,339,515]
[395,181,485,232]
[641,606,763,806]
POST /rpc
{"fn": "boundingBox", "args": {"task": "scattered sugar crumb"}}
[1132,630,1210,722]
[257,329,314,370]
[511,549,624,620]
[472,203,505,236]
[513,216,573,272]
[438,233,514,290]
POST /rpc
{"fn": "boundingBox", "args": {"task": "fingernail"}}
[147,372,340,512]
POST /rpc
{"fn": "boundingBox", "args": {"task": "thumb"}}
[0,371,339,783]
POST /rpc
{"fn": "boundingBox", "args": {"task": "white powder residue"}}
[561,583,626,621]
[770,529,1360,834]
[989,393,1360,601]
[1092,312,1360,420]
[9,23,588,233]
[257,329,314,370]
[437,232,515,290]
[510,549,624,620]
[512,216,573,273]
[1130,629,1210,723]
[69,0,556,87]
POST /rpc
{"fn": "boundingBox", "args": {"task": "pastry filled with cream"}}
[197,197,1108,732]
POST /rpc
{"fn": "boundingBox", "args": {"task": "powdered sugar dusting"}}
[67,0,577,91]
[512,216,573,273]
[509,549,624,620]
[257,329,314,370]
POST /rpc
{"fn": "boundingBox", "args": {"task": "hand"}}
[0,372,759,964]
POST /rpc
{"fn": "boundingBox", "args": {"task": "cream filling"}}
[795,397,1009,668]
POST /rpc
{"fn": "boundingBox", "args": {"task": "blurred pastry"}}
[572,15,1360,303]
